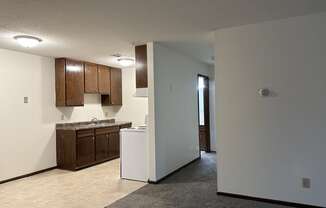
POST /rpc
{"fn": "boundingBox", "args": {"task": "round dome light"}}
[14,35,42,48]
[117,57,134,67]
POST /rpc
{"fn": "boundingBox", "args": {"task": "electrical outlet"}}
[61,114,65,121]
[302,178,311,189]
[105,112,109,117]
[24,97,29,103]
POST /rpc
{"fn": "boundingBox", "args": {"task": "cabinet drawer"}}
[95,126,119,135]
[77,129,94,138]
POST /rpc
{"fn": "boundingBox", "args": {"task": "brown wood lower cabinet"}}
[56,123,131,171]
[108,132,120,159]
[95,134,109,162]
[95,127,120,162]
[76,135,95,167]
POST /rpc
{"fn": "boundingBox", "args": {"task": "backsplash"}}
[56,94,120,123]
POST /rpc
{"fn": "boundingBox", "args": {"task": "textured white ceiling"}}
[0,0,326,66]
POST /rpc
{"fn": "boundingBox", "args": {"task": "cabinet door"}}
[98,65,111,94]
[55,58,66,106]
[84,62,98,93]
[76,136,95,167]
[95,134,109,161]
[65,59,84,106]
[110,68,122,105]
[108,132,120,159]
[135,45,148,88]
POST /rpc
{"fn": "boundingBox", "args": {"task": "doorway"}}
[197,74,210,152]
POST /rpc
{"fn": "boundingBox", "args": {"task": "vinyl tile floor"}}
[0,159,145,208]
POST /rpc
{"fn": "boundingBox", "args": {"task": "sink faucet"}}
[91,117,98,124]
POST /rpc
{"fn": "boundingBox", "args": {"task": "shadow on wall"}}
[38,57,59,169]
[41,57,59,124]
[57,107,74,119]
[102,105,121,116]
[56,105,122,121]
[36,130,56,168]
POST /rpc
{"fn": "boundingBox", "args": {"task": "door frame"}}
[197,74,211,152]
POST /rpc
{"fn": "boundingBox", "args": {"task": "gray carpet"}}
[106,153,291,208]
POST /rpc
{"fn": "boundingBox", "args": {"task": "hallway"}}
[107,153,291,208]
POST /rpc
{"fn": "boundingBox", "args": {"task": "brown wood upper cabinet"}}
[98,65,111,94]
[101,67,122,106]
[55,58,84,106]
[110,67,122,105]
[84,62,98,93]
[55,58,122,107]
[135,44,148,88]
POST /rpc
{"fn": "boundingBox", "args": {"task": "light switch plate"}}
[24,97,29,103]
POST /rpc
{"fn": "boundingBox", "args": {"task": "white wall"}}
[214,12,326,207]
[0,48,147,181]
[147,42,157,181]
[151,43,214,180]
[113,67,148,126]
[0,51,57,182]
[208,66,216,152]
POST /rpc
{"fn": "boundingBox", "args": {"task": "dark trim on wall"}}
[0,166,57,184]
[217,192,323,208]
[148,157,200,184]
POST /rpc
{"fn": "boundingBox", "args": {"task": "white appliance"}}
[134,88,148,97]
[120,126,148,182]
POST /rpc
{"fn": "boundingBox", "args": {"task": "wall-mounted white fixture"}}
[258,88,270,97]
[14,35,42,48]
[117,57,134,67]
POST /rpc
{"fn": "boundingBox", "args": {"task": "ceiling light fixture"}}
[117,57,134,67]
[14,35,42,48]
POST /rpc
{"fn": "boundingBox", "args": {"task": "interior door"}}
[198,75,210,152]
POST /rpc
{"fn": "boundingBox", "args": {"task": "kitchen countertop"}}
[56,119,132,130]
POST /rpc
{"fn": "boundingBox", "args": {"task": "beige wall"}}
[0,48,147,181]
[151,42,214,181]
[214,12,326,207]
[208,65,216,152]
[114,67,148,126]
